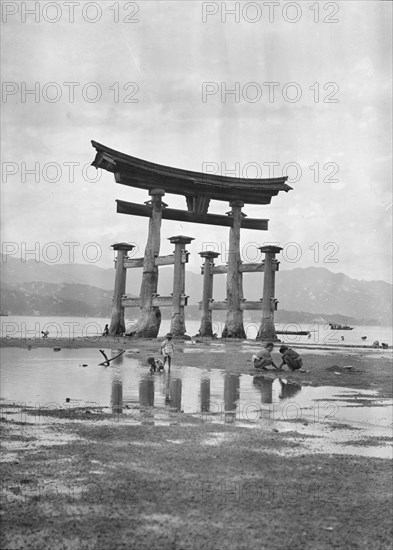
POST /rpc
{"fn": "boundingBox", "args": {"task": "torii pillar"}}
[137,188,165,338]
[199,251,220,337]
[222,201,246,339]
[257,245,282,341]
[169,235,194,337]
[109,242,135,336]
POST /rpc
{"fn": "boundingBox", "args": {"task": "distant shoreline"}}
[0,335,391,351]
[0,312,388,326]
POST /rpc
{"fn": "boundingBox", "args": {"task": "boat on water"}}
[276,330,311,336]
[329,322,353,330]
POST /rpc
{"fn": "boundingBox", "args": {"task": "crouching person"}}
[279,346,303,371]
[147,357,164,374]
[252,342,280,370]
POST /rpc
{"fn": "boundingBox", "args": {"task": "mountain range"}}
[1,254,391,325]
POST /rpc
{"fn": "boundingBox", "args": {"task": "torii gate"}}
[198,245,282,341]
[91,141,292,339]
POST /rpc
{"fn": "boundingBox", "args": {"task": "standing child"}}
[161,333,174,369]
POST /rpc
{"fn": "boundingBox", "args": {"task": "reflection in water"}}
[253,376,273,404]
[200,378,210,413]
[139,378,154,407]
[2,349,392,457]
[279,380,302,400]
[163,372,182,412]
[111,370,123,414]
[111,350,124,365]
[170,377,182,412]
[164,372,171,405]
[139,377,155,425]
[224,373,240,423]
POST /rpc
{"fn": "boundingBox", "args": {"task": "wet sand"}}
[1,414,392,550]
[1,337,392,549]
[1,335,392,397]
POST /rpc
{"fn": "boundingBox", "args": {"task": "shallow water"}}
[1,348,392,458]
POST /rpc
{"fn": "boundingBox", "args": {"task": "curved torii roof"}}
[91,141,292,214]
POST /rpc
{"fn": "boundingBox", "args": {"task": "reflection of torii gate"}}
[91,141,291,339]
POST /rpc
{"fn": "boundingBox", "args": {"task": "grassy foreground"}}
[1,414,392,550]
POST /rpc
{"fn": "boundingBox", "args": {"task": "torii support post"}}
[109,242,135,335]
[169,235,194,337]
[199,251,220,337]
[222,201,246,339]
[137,188,165,338]
[257,245,283,341]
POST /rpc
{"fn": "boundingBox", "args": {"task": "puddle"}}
[1,348,392,458]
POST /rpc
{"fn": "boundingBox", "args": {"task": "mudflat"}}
[1,338,392,549]
[1,335,392,395]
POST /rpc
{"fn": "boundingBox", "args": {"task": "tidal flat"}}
[1,338,392,549]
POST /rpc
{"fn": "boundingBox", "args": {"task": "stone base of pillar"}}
[256,321,278,342]
[198,320,214,338]
[137,307,161,338]
[109,312,126,336]
[222,312,246,339]
[170,313,186,338]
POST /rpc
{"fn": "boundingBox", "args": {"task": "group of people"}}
[148,337,302,374]
[102,319,308,374]
[147,332,175,373]
[252,342,303,372]
[102,319,304,374]
[148,336,303,374]
[372,340,389,349]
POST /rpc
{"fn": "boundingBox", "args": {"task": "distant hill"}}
[0,254,115,289]
[1,255,391,325]
[185,306,378,327]
[1,282,114,317]
[276,267,392,326]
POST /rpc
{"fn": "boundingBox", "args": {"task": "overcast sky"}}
[2,1,392,282]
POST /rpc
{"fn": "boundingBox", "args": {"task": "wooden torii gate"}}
[199,245,282,340]
[111,235,193,338]
[91,141,292,338]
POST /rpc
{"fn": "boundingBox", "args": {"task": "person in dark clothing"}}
[278,345,303,371]
[102,324,109,337]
